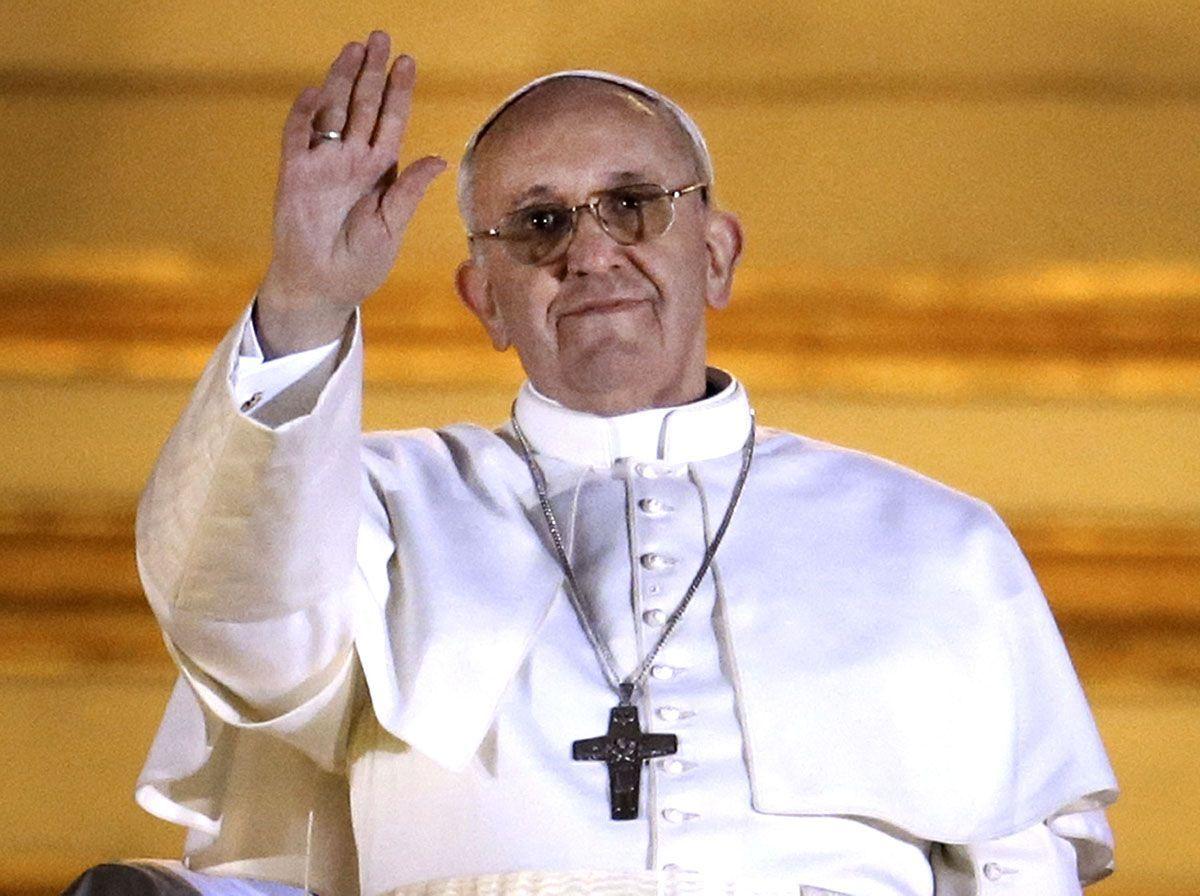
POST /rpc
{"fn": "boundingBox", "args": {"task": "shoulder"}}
[742,425,1028,603]
[358,422,528,493]
[752,424,1003,533]
[361,421,505,461]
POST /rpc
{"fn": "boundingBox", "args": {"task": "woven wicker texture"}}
[385,870,847,896]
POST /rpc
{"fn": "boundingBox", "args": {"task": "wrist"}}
[252,290,354,359]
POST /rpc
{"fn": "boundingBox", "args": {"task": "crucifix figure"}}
[572,705,679,820]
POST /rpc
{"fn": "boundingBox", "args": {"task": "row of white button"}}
[637,491,672,628]
[636,473,698,831]
[650,583,696,821]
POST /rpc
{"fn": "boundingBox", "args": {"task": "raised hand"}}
[255,31,446,357]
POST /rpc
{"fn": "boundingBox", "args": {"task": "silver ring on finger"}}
[313,128,343,141]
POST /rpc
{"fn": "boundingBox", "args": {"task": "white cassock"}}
[133,302,1118,896]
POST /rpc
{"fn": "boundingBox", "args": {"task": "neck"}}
[532,368,709,417]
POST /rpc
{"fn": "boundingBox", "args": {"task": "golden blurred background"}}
[1,2,1198,894]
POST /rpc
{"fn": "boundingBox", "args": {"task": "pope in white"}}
[77,28,1119,896]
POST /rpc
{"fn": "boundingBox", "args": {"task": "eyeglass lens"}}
[502,185,675,264]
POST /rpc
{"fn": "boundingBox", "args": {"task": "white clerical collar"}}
[511,367,753,467]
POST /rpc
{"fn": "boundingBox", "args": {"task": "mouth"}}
[557,298,650,321]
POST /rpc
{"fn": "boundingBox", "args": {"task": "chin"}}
[550,355,694,415]
[559,342,665,402]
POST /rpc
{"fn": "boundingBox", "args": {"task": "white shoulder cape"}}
[134,311,1117,895]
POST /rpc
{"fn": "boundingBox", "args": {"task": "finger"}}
[282,87,321,159]
[313,41,365,139]
[345,30,391,144]
[371,54,416,154]
[380,156,447,233]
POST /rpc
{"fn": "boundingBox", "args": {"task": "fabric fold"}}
[718,433,1117,844]
[134,309,1116,895]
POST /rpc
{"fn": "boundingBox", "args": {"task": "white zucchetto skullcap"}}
[457,70,714,217]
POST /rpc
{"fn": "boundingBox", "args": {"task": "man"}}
[76,29,1118,896]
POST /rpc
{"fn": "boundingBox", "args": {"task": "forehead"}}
[470,81,698,210]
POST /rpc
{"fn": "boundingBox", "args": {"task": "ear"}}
[702,209,743,311]
[455,258,510,351]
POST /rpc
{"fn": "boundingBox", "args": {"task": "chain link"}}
[510,407,756,706]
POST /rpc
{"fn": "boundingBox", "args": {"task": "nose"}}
[562,202,624,274]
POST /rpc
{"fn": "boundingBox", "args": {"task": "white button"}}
[638,497,672,515]
[240,391,263,412]
[982,863,1014,881]
[655,705,694,722]
[660,758,690,775]
[661,808,698,823]
[642,609,667,626]
[635,463,685,479]
[640,553,676,571]
[651,664,681,680]
[660,863,696,875]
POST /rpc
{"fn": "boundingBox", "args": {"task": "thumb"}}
[380,156,448,234]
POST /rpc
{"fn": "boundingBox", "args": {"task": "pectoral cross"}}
[572,704,678,820]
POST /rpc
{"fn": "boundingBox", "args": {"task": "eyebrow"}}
[509,170,656,207]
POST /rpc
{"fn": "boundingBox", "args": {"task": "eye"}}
[611,187,656,210]
[510,205,568,236]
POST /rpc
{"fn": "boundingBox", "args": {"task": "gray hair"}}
[456,70,715,233]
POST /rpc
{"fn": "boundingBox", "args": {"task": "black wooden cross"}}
[572,704,678,820]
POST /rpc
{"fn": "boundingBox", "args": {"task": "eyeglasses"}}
[467,182,709,265]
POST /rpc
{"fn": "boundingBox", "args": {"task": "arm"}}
[931,506,1118,895]
[137,299,362,725]
[932,807,1113,894]
[137,30,445,738]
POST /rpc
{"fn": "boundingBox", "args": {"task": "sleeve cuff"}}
[231,298,349,411]
[162,633,358,774]
[1048,804,1116,886]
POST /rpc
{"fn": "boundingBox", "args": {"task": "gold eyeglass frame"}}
[467,181,709,264]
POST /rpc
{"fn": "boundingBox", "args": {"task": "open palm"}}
[257,31,445,356]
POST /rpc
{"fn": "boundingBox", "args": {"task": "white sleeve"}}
[230,301,343,414]
[934,808,1114,894]
[137,300,373,746]
[1048,805,1116,886]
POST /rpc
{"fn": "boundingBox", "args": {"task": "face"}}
[456,80,743,416]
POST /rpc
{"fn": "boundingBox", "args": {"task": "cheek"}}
[491,269,557,335]
[639,241,709,307]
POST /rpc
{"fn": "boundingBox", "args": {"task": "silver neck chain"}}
[510,407,756,706]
